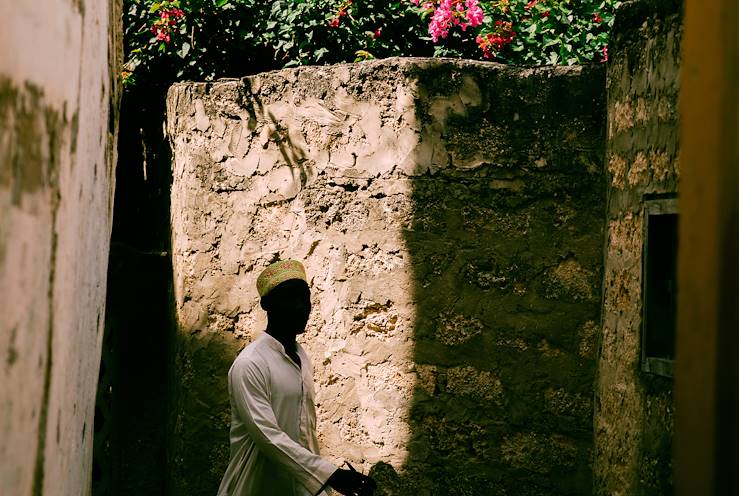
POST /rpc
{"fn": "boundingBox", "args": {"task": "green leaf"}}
[149,3,161,13]
[177,41,191,58]
[216,0,230,7]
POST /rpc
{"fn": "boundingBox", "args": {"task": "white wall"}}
[0,1,120,494]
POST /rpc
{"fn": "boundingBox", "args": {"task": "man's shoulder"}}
[230,336,271,374]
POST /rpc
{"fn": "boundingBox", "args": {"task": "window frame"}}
[641,196,679,378]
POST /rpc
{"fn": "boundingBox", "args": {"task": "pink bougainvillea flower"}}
[374,28,382,38]
[601,45,609,63]
[465,0,484,26]
[426,0,484,42]
[149,6,185,44]
[593,11,603,23]
[428,2,455,42]
[525,0,537,10]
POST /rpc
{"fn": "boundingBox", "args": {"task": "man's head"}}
[257,260,311,335]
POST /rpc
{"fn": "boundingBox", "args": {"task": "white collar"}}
[260,332,304,358]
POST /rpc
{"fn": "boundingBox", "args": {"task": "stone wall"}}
[166,58,606,495]
[594,1,682,494]
[0,1,121,495]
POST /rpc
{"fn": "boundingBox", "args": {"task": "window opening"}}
[642,197,678,377]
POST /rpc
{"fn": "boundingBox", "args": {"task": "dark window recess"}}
[642,198,678,377]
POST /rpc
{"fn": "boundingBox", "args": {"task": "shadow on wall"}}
[93,88,174,496]
[367,65,607,495]
[163,59,607,496]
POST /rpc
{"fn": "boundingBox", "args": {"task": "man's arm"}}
[230,359,337,494]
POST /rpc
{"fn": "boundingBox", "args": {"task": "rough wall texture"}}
[594,1,682,495]
[0,1,121,495]
[167,57,606,495]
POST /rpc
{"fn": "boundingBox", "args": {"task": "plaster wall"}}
[594,2,682,494]
[0,1,121,494]
[167,58,606,495]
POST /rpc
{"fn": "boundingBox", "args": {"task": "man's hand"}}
[327,468,377,496]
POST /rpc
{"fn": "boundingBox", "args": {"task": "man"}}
[217,259,376,496]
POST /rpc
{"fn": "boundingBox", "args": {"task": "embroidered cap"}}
[256,259,308,297]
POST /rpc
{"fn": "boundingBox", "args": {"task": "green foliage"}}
[122,0,618,87]
[484,0,617,65]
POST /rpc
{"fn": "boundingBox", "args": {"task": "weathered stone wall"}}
[167,58,606,495]
[594,1,682,494]
[0,1,121,495]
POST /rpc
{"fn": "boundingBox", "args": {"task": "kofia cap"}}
[256,259,308,297]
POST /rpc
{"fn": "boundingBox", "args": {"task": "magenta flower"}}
[428,1,455,42]
[465,0,484,26]
[425,0,484,42]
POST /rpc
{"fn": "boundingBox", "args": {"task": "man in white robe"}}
[217,260,376,496]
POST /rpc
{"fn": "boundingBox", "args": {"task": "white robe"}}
[217,333,337,496]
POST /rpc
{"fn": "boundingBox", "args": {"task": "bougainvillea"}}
[476,20,516,59]
[415,0,486,42]
[416,0,618,64]
[122,0,618,87]
[150,5,185,42]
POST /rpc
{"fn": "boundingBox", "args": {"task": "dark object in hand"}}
[327,468,377,496]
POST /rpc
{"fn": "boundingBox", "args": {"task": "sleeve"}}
[229,358,337,495]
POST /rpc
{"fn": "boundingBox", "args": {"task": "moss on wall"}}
[0,2,122,494]
[402,62,604,496]
[594,2,682,494]
[0,76,63,496]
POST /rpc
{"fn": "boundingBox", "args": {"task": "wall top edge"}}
[167,56,601,90]
[612,0,683,37]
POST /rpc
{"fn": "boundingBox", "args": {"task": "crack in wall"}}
[32,122,62,496]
